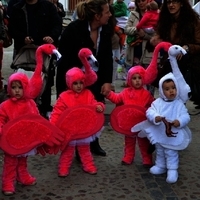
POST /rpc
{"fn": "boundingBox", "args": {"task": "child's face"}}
[162,81,177,100]
[131,74,142,88]
[72,80,84,93]
[128,7,135,11]
[11,81,23,99]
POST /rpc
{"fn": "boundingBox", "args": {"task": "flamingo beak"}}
[53,49,62,60]
[89,54,99,68]
[180,48,187,55]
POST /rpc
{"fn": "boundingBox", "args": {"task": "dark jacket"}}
[56,19,113,100]
[8,0,62,53]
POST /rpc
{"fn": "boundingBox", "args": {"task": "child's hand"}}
[101,83,111,96]
[155,116,162,123]
[96,105,103,113]
[172,120,180,127]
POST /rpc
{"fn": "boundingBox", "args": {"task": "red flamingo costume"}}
[107,42,172,166]
[107,66,154,166]
[50,66,105,176]
[0,44,65,195]
[1,73,40,194]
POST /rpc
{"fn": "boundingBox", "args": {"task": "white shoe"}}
[166,169,178,183]
[150,165,166,175]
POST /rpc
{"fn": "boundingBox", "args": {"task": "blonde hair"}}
[77,0,108,21]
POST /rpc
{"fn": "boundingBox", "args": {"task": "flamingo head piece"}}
[78,48,98,72]
[127,66,146,87]
[168,45,187,58]
[65,67,86,89]
[155,41,172,52]
[36,44,62,61]
[7,72,29,100]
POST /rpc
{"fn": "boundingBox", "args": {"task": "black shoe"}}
[90,138,106,156]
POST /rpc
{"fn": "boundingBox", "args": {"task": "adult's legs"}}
[39,56,56,118]
[87,81,106,156]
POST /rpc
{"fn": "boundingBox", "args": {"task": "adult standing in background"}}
[49,0,66,21]
[0,1,6,90]
[8,0,62,117]
[56,0,113,156]
[108,0,120,91]
[151,0,200,108]
[124,0,155,70]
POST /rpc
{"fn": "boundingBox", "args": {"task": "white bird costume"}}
[132,72,192,183]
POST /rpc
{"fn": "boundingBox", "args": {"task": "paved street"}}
[0,45,200,200]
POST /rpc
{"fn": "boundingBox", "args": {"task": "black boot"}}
[90,138,106,156]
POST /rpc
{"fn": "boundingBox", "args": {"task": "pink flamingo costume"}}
[50,67,105,176]
[0,44,65,195]
[0,73,39,194]
[106,42,172,166]
[107,66,154,166]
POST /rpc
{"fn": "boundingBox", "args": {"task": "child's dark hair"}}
[163,79,174,83]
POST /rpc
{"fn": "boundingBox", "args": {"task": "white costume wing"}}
[131,120,152,138]
[161,126,192,150]
[132,119,192,150]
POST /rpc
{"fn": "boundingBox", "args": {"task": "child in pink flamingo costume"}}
[106,66,155,167]
[50,67,105,176]
[0,44,65,196]
[0,73,40,195]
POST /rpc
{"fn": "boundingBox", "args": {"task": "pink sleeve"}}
[88,91,105,111]
[0,108,7,135]
[50,96,68,125]
[136,13,149,30]
[106,91,123,105]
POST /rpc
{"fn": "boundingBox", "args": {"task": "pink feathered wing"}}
[56,105,104,140]
[110,105,147,136]
[0,114,66,156]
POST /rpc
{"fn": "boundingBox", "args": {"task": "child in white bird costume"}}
[133,72,192,183]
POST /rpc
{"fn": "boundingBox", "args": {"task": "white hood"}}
[158,72,179,101]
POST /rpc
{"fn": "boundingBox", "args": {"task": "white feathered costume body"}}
[145,72,191,150]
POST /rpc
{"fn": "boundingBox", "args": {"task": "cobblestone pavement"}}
[0,45,200,200]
